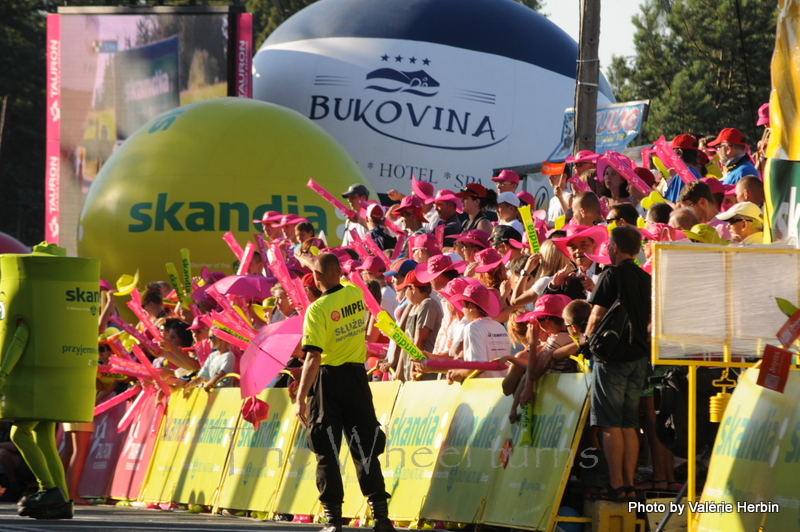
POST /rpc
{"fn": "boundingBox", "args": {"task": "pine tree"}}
[606,0,776,144]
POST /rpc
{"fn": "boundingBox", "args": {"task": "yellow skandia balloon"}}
[77,98,374,305]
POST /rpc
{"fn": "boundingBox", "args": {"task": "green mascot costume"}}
[0,243,99,519]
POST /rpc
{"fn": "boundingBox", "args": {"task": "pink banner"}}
[255,234,270,274]
[435,224,445,249]
[237,242,256,275]
[306,178,357,219]
[383,216,404,236]
[126,294,163,343]
[347,271,383,317]
[567,176,592,194]
[235,13,252,98]
[349,230,369,259]
[131,346,171,396]
[364,232,385,258]
[604,151,653,196]
[653,136,697,184]
[223,231,245,261]
[205,285,254,334]
[77,398,129,498]
[45,140,61,243]
[109,391,159,500]
[94,385,142,417]
[45,15,61,244]
[423,359,507,371]
[390,234,406,260]
[267,242,306,314]
[109,316,161,355]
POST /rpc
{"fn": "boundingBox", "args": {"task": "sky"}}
[545,0,643,77]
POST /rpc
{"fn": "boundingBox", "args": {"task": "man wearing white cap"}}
[716,201,764,244]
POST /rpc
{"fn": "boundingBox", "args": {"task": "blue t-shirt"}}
[663,166,702,203]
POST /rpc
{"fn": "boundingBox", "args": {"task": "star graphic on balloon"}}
[395,55,403,62]
[422,58,431,65]
[409,57,417,64]
[381,55,389,62]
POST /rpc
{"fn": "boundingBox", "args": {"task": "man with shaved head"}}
[735,175,765,207]
[295,253,395,532]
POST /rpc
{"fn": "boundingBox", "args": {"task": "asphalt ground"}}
[0,503,327,532]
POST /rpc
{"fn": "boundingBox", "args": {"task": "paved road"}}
[0,503,326,532]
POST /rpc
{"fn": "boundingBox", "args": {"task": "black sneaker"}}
[18,487,66,516]
[29,500,74,520]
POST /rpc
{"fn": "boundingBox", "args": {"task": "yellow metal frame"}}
[650,243,800,531]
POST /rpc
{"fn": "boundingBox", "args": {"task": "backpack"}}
[587,271,633,363]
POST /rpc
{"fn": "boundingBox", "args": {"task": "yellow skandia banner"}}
[697,368,800,532]
[385,380,463,521]
[140,390,202,503]
[169,388,241,506]
[217,387,298,513]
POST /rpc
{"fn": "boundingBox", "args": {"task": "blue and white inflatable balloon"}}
[253,0,615,195]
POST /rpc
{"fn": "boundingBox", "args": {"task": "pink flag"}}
[567,176,592,193]
[237,242,256,275]
[347,271,383,317]
[223,231,245,261]
[109,316,161,355]
[307,178,357,219]
[604,152,653,196]
[363,232,386,258]
[653,136,697,184]
[391,234,407,260]
[349,230,369,259]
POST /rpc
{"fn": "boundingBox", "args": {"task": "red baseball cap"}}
[516,191,536,207]
[670,134,699,150]
[414,254,466,283]
[634,167,656,188]
[491,169,520,184]
[302,272,317,288]
[707,128,747,147]
[366,203,385,220]
[395,270,429,290]
[455,183,489,199]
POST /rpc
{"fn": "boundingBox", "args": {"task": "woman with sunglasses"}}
[455,183,497,234]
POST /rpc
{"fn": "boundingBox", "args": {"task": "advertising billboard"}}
[46,6,252,253]
[252,0,616,198]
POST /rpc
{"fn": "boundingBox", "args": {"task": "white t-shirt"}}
[547,191,573,224]
[198,350,236,385]
[463,317,511,378]
[381,285,398,316]
[342,220,367,245]
[424,209,441,233]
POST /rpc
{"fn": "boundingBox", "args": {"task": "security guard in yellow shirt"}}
[295,252,395,532]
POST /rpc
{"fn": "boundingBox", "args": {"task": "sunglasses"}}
[605,217,620,224]
[98,345,111,352]
[536,316,549,323]
[727,218,746,225]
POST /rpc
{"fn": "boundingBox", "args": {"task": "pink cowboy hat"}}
[414,253,466,283]
[450,284,501,318]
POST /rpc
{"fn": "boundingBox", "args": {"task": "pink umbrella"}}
[212,274,276,300]
[239,316,303,398]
